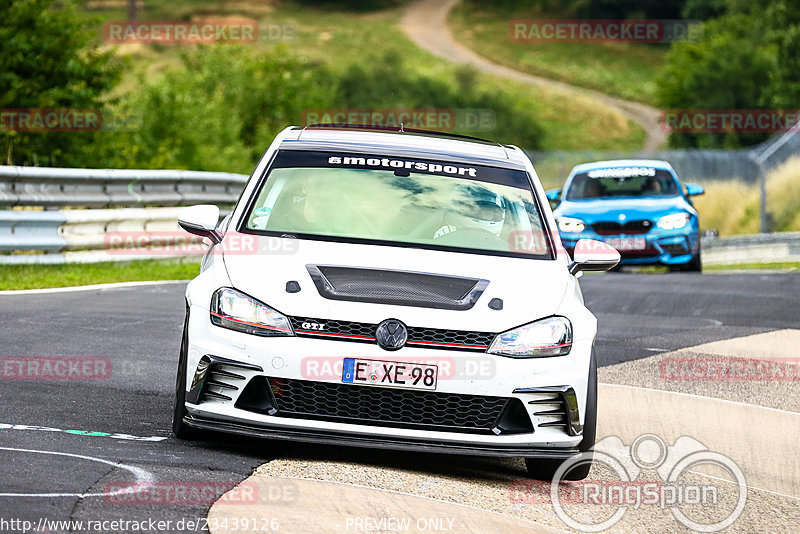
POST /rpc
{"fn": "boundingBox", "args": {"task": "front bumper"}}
[181,306,592,456]
[560,225,699,266]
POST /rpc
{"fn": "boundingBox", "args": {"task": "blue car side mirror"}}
[685,184,705,196]
[546,188,562,201]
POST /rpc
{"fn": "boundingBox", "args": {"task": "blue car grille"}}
[592,220,653,235]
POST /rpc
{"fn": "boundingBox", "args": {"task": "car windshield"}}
[565,168,679,200]
[242,151,551,258]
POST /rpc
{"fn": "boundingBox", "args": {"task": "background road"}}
[401,0,668,151]
[0,272,798,531]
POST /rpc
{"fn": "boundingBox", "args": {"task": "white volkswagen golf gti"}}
[174,125,619,480]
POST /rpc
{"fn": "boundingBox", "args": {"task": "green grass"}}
[0,258,200,290]
[448,2,668,106]
[705,262,800,271]
[82,0,646,151]
[611,262,800,273]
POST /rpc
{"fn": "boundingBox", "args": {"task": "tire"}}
[685,247,702,272]
[525,352,597,481]
[669,245,702,273]
[172,304,198,440]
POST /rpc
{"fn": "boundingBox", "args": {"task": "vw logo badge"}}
[375,319,408,351]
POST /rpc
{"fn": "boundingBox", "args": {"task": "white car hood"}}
[223,236,568,333]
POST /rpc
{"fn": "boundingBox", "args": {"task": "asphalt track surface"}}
[0,272,798,532]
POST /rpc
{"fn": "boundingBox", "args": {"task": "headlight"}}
[557,217,586,233]
[488,316,572,358]
[210,288,294,337]
[656,212,690,230]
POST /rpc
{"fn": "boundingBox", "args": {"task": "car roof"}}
[570,159,675,175]
[276,127,530,170]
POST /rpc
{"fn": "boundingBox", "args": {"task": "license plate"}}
[604,237,646,251]
[342,358,438,391]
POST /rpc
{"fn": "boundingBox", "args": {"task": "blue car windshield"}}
[565,168,679,200]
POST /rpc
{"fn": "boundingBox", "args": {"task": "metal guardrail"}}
[0,207,205,264]
[0,166,248,207]
[701,232,800,266]
[1,166,798,266]
[2,207,798,265]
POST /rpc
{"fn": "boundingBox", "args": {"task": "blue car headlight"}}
[656,213,691,230]
[557,217,586,233]
[210,288,294,337]
[488,316,572,358]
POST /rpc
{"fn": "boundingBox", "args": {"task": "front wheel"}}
[669,247,702,273]
[525,353,597,481]
[172,304,198,440]
[685,247,702,272]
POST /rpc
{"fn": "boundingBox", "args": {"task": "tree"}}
[0,0,121,165]
[657,0,800,148]
[656,13,776,148]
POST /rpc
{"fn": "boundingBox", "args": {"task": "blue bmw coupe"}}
[548,160,705,272]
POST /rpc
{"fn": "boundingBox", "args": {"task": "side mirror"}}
[546,188,562,202]
[685,183,705,197]
[178,204,222,244]
[568,238,620,275]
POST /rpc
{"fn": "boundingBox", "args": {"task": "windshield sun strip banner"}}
[270,150,532,190]
[586,167,658,178]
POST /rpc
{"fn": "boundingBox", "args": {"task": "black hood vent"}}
[306,265,489,310]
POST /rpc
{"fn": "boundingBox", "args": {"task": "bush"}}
[0,0,122,166]
[95,46,336,172]
[658,0,800,149]
[95,47,543,172]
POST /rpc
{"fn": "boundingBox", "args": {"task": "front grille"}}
[592,220,653,235]
[619,245,660,258]
[289,316,495,351]
[241,377,531,434]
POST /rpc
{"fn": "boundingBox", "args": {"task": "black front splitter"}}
[183,415,580,459]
